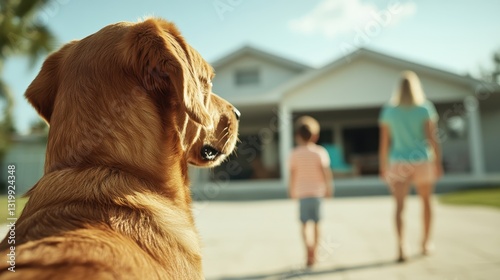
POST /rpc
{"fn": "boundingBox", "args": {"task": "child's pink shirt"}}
[289,143,331,198]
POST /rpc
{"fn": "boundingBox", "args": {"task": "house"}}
[3,47,499,198]
[1,134,46,195]
[190,46,500,200]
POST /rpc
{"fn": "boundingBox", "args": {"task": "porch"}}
[194,99,483,176]
[189,96,498,200]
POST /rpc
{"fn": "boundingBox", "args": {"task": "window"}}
[235,68,259,86]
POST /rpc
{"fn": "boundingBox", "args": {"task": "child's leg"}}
[309,222,320,265]
[299,199,310,251]
[313,222,320,251]
[301,222,309,250]
[309,199,322,266]
[301,222,314,267]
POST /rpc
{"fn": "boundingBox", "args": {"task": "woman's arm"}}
[379,123,391,180]
[424,120,444,178]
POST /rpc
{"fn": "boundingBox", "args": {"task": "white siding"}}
[284,57,471,110]
[212,54,302,104]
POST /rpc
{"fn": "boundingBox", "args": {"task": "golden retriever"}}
[0,18,239,279]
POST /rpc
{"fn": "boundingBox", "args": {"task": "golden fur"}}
[0,18,239,279]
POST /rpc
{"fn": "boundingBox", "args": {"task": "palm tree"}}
[0,0,56,159]
[493,50,500,84]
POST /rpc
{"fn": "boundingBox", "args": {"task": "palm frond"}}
[15,0,51,18]
[0,77,15,136]
[0,0,56,66]
[0,77,14,107]
[26,24,55,67]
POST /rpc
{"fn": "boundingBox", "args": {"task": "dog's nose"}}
[233,108,241,120]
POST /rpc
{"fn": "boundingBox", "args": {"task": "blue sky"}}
[4,0,500,133]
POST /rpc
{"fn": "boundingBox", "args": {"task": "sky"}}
[4,0,500,133]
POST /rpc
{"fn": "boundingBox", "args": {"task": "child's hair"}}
[295,116,320,142]
[391,71,426,106]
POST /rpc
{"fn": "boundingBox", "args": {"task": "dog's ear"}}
[25,45,69,124]
[123,18,213,128]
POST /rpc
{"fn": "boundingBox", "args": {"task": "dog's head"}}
[25,18,239,172]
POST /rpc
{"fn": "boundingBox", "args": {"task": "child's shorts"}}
[299,197,321,223]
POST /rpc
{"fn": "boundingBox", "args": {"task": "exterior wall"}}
[481,102,500,173]
[212,54,303,104]
[1,140,46,195]
[284,57,471,111]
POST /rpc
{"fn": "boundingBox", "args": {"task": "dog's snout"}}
[233,108,241,121]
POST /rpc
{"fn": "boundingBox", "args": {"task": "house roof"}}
[211,45,312,72]
[214,46,500,107]
[271,48,499,101]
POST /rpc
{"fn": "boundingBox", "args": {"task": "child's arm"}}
[323,167,334,198]
[288,168,296,199]
[288,153,297,199]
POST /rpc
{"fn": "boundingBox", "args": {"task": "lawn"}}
[439,187,500,209]
[0,195,29,222]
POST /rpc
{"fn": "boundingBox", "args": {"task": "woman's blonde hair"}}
[391,71,426,106]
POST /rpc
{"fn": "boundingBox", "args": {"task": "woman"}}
[379,71,443,262]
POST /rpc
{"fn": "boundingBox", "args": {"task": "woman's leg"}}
[390,180,411,261]
[414,181,435,254]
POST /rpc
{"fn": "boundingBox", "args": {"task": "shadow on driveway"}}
[209,255,424,280]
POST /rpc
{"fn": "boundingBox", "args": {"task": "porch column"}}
[465,96,485,176]
[333,124,343,152]
[279,104,293,184]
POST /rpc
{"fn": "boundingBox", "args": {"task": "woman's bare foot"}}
[422,242,435,256]
[397,243,407,263]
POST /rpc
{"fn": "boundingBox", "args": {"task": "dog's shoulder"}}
[0,168,202,278]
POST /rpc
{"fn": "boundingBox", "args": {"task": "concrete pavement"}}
[1,196,498,279]
[195,196,500,280]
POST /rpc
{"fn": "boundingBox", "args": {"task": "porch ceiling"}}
[236,104,279,127]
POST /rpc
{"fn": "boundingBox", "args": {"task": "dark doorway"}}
[342,126,380,175]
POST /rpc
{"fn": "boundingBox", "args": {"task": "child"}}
[288,116,334,267]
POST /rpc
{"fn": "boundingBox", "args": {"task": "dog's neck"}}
[38,88,193,209]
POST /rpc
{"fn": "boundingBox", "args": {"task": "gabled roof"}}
[211,45,312,72]
[215,46,500,107]
[266,48,500,102]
